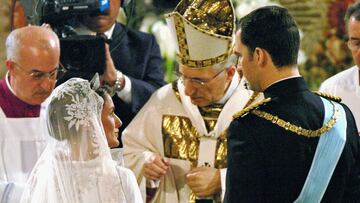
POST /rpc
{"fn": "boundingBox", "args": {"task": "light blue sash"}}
[294,97,347,203]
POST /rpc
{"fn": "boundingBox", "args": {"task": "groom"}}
[225,6,360,202]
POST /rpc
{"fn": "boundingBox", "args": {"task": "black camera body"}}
[40,0,109,23]
[36,0,109,77]
[60,35,106,75]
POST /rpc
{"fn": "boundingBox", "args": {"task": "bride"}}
[20,78,143,203]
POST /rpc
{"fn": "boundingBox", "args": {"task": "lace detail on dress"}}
[51,78,103,131]
[63,94,97,130]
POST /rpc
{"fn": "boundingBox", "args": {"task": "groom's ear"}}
[254,47,267,67]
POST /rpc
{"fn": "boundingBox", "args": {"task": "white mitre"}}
[165,0,236,68]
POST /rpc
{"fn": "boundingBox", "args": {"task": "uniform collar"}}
[264,76,308,98]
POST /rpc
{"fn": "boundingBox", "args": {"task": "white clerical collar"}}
[5,72,17,96]
[216,71,240,104]
[76,23,116,39]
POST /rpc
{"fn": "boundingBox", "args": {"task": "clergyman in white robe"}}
[123,73,261,203]
[0,74,48,203]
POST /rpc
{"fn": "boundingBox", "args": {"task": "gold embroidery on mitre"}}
[314,91,342,103]
[251,100,340,138]
[173,15,190,61]
[164,0,235,68]
[178,52,231,68]
[177,0,234,36]
[171,13,232,68]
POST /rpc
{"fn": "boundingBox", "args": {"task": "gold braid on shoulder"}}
[314,91,342,103]
[232,95,271,119]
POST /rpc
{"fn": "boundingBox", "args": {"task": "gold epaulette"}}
[232,97,271,120]
[314,91,342,103]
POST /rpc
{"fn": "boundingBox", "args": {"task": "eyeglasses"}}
[347,38,360,51]
[178,69,225,86]
[13,61,65,81]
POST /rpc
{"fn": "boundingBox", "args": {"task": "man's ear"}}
[225,65,236,80]
[254,47,267,67]
[6,60,15,72]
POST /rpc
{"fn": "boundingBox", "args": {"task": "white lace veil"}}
[21,78,126,203]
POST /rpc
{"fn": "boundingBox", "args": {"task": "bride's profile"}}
[20,78,143,203]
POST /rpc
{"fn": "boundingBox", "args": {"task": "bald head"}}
[6,26,60,63]
[5,26,61,105]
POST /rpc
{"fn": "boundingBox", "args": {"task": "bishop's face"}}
[179,65,234,107]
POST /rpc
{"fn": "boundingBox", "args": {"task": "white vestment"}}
[0,106,47,203]
[320,66,360,131]
[123,76,259,203]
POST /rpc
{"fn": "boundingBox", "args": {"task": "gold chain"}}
[251,101,340,138]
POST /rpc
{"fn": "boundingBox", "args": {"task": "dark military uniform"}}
[225,77,360,203]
